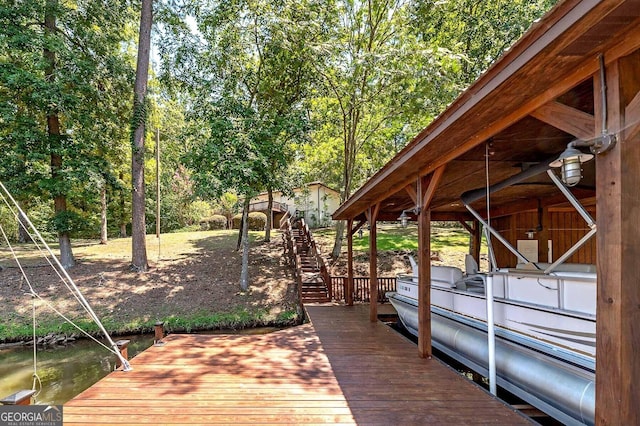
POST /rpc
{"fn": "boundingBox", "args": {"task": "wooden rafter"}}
[457,217,474,234]
[405,184,417,205]
[530,100,595,140]
[626,90,640,140]
[365,203,381,223]
[421,165,446,211]
[349,219,367,236]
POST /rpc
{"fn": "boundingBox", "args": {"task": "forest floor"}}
[0,231,302,342]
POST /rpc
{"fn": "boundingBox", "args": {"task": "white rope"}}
[0,215,115,353]
[31,294,42,399]
[0,181,131,370]
[0,191,95,319]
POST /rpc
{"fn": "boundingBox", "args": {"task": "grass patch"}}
[162,308,300,334]
[0,230,265,267]
[0,308,303,342]
[0,317,120,342]
[315,223,483,254]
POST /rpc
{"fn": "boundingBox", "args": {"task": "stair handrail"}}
[299,219,332,300]
[279,210,291,229]
[282,217,304,290]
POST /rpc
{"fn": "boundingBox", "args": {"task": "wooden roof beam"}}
[349,219,367,236]
[530,100,595,140]
[405,184,417,205]
[421,165,447,211]
[625,89,640,140]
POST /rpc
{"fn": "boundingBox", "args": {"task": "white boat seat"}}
[465,254,479,275]
[431,265,463,288]
[455,275,484,292]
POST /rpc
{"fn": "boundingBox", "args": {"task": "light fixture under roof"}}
[397,207,420,228]
[549,145,594,187]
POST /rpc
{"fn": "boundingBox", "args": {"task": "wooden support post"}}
[418,207,432,358]
[346,218,354,306]
[416,166,444,358]
[594,53,640,426]
[1,390,36,406]
[366,205,380,322]
[115,339,130,370]
[154,321,165,345]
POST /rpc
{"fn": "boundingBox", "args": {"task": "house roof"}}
[333,0,640,222]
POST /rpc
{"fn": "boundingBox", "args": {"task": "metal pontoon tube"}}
[390,295,595,426]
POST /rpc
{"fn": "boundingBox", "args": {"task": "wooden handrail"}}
[329,276,397,303]
[282,216,333,302]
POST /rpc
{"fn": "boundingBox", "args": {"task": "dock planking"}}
[65,304,530,425]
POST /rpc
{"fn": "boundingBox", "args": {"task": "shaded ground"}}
[327,250,414,277]
[0,231,300,341]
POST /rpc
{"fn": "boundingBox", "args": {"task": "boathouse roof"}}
[333,0,640,222]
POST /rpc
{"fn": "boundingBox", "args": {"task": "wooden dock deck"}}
[65,305,530,425]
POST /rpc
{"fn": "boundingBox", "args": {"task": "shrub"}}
[232,214,242,229]
[231,212,267,230]
[208,215,227,230]
[247,212,267,230]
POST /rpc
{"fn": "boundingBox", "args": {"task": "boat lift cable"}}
[0,190,100,323]
[0,181,131,371]
[31,295,42,399]
[484,144,497,272]
[459,152,598,276]
[0,220,43,397]
[0,191,97,320]
[461,157,560,267]
[0,206,121,356]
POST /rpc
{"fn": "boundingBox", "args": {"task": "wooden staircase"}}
[283,219,332,304]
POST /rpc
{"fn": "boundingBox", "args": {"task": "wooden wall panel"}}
[491,210,596,268]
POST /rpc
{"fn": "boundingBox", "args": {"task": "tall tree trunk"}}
[236,203,245,251]
[17,208,32,243]
[130,0,152,271]
[51,131,75,268]
[45,0,74,269]
[239,196,250,291]
[331,183,352,259]
[265,188,273,242]
[331,220,345,259]
[332,110,357,259]
[118,171,127,237]
[100,183,108,244]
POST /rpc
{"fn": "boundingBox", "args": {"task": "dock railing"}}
[330,276,396,303]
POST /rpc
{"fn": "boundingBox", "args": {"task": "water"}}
[0,335,154,406]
